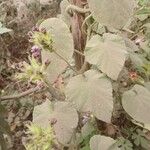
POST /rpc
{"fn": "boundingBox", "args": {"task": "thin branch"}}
[81,14,92,35]
[53,51,78,74]
[0,83,65,102]
[0,86,40,101]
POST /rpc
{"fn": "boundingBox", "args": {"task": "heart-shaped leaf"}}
[66,70,113,122]
[33,100,78,145]
[90,135,120,150]
[122,85,150,125]
[88,0,136,29]
[85,35,128,80]
[39,18,74,83]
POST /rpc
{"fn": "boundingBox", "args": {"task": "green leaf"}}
[39,18,74,83]
[132,129,150,149]
[136,7,150,15]
[87,0,136,29]
[122,85,150,126]
[90,135,120,150]
[85,35,128,80]
[66,69,113,122]
[116,137,133,150]
[33,100,78,145]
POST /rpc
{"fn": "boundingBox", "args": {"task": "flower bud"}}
[45,59,51,66]
[32,51,41,58]
[40,28,47,34]
[31,45,41,53]
[27,31,33,37]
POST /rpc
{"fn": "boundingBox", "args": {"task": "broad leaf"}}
[90,135,120,150]
[66,70,113,122]
[33,100,78,145]
[39,18,74,83]
[85,36,128,80]
[122,85,150,125]
[88,0,136,29]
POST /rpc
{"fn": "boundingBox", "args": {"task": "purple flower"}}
[32,26,39,32]
[32,51,41,58]
[31,45,41,53]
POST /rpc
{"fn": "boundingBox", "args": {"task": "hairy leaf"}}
[85,35,128,80]
[122,85,150,125]
[90,135,120,150]
[39,18,74,83]
[66,70,113,122]
[33,100,78,145]
[88,0,136,29]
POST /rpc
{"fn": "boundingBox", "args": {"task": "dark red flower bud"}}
[129,72,138,80]
[45,59,51,66]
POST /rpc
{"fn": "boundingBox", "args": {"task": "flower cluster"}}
[31,45,41,60]
[16,57,46,83]
[24,123,54,150]
[28,26,53,52]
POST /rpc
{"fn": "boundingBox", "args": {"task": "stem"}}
[0,86,41,101]
[53,51,78,74]
[70,0,88,70]
[44,77,65,101]
[81,14,92,35]
[1,84,65,101]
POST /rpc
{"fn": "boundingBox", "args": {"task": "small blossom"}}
[129,71,138,80]
[32,51,41,58]
[31,45,41,53]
